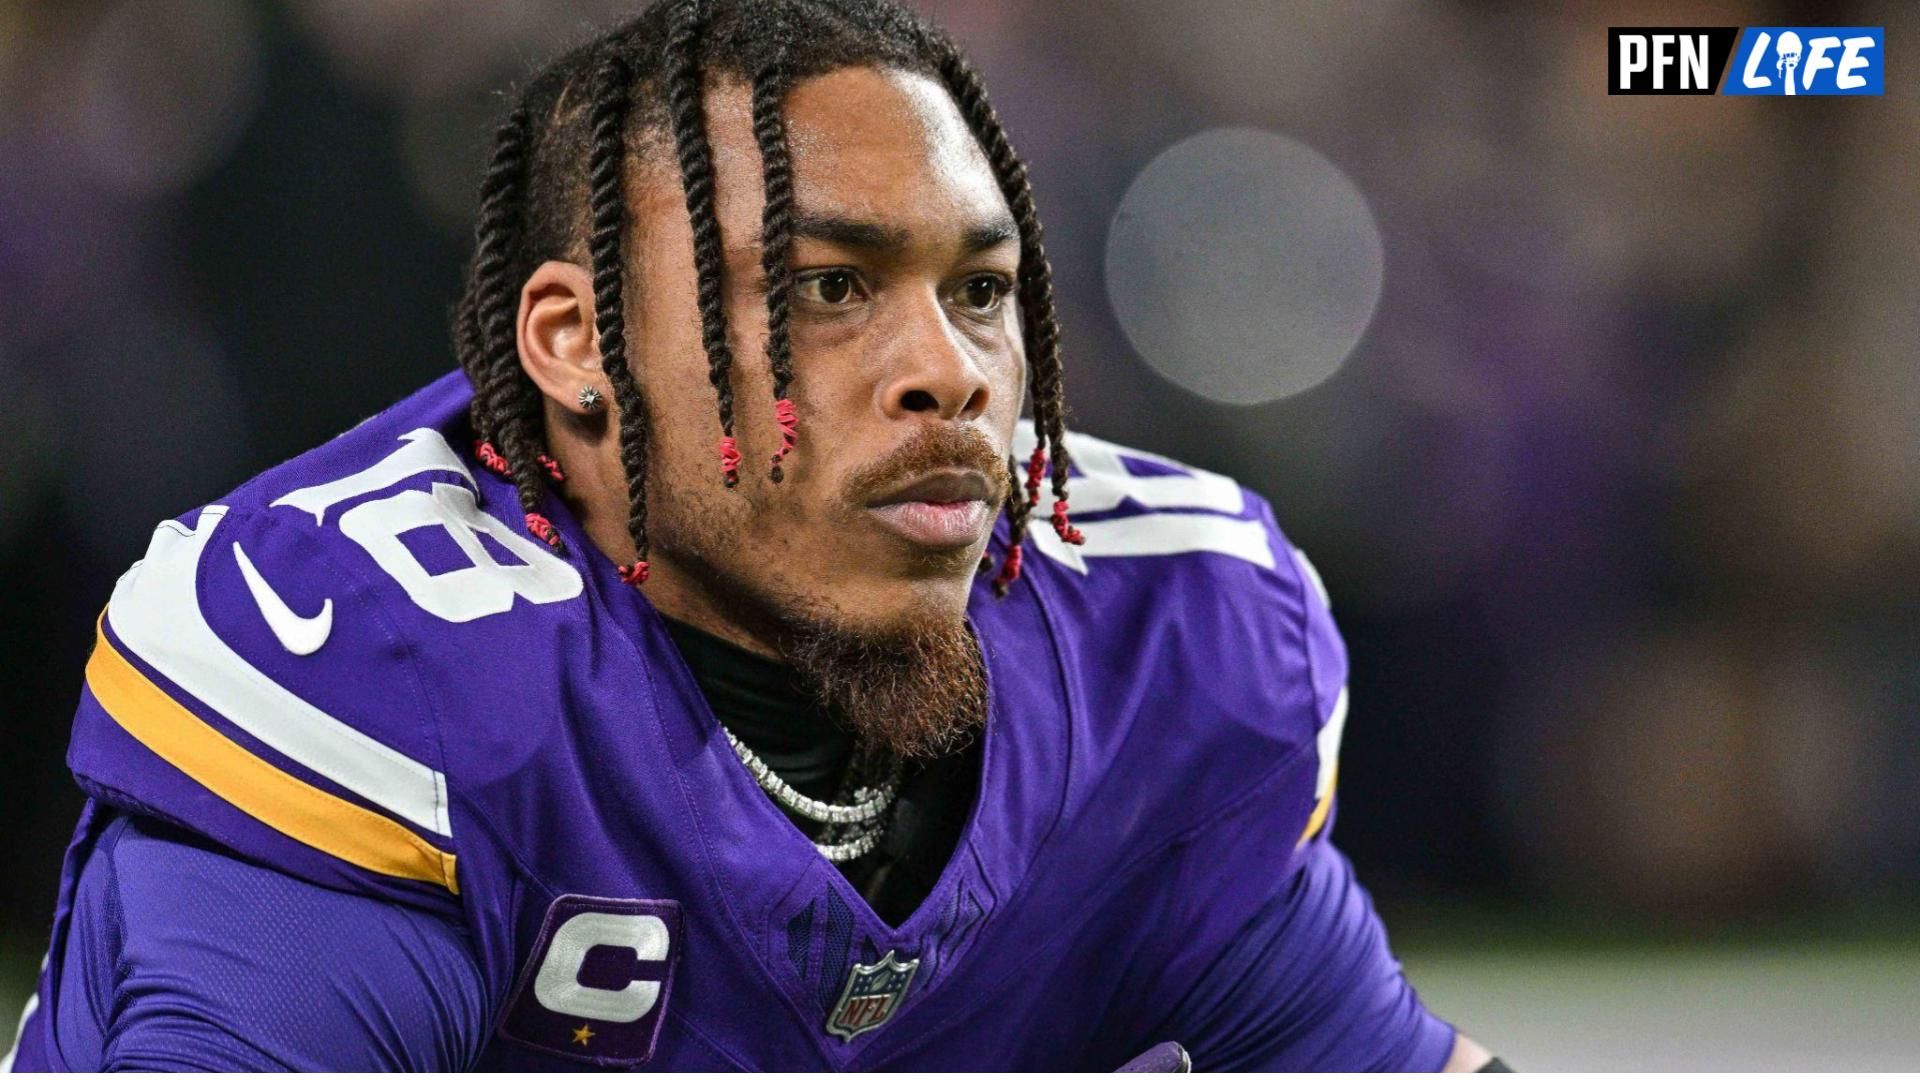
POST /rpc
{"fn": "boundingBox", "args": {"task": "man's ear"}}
[518,260,611,415]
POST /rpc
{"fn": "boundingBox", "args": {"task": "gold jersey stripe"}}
[1299,763,1338,846]
[86,619,458,893]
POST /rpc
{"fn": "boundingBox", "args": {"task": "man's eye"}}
[956,274,1011,312]
[797,270,861,305]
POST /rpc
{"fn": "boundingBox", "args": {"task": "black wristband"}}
[1477,1057,1515,1072]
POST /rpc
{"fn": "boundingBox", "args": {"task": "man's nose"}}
[873,296,993,422]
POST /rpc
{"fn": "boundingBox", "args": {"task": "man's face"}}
[620,66,1023,642]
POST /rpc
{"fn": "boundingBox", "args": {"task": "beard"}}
[643,422,1005,760]
[777,424,1000,757]
[779,603,988,760]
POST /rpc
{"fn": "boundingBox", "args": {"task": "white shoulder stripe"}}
[1027,512,1277,573]
[1012,427,1245,515]
[1315,685,1348,801]
[1009,429,1272,573]
[1292,546,1332,609]
[106,507,453,837]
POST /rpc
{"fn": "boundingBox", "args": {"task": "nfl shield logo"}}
[825,950,920,1041]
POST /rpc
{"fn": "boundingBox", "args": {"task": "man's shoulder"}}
[167,367,590,650]
[1018,426,1345,724]
[100,368,588,708]
[1012,428,1347,829]
[70,371,597,907]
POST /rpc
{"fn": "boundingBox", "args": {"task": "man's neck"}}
[548,421,785,661]
[657,615,852,802]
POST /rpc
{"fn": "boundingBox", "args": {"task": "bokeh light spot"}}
[1105,128,1384,405]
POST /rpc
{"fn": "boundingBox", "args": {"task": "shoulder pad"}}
[1014,428,1348,842]
[70,419,584,910]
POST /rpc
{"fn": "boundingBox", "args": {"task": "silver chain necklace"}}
[813,826,884,864]
[721,727,901,862]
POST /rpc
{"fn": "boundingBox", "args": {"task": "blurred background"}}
[2,0,1916,1068]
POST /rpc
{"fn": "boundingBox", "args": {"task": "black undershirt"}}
[660,616,981,926]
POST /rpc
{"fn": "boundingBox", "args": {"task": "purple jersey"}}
[8,372,1448,1070]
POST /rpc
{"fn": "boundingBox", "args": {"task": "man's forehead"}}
[783,67,982,179]
[702,66,1009,241]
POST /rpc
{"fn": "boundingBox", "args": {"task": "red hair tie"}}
[1024,446,1047,507]
[769,398,799,482]
[718,436,741,487]
[524,513,560,548]
[535,454,565,483]
[617,561,650,586]
[474,440,511,478]
[1050,499,1084,545]
[992,541,1024,595]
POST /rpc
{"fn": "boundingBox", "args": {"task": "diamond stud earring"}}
[577,385,605,412]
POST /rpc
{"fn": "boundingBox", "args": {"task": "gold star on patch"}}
[570,1023,595,1046]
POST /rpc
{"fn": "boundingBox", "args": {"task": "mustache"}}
[842,425,1013,509]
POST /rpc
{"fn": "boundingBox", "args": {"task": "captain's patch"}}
[500,895,683,1066]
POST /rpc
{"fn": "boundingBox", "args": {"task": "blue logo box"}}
[1723,27,1883,95]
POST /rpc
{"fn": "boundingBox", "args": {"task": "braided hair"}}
[451,0,1082,593]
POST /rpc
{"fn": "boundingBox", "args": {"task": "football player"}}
[7,0,1505,1070]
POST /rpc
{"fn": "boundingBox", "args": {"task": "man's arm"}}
[1447,1031,1497,1071]
[29,812,487,1071]
[1160,836,1492,1072]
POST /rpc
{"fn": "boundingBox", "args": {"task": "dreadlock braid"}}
[993,454,1037,596]
[666,0,744,488]
[931,44,1084,571]
[586,54,655,585]
[751,17,799,483]
[456,105,565,550]
[460,108,528,436]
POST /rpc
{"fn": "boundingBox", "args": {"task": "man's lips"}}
[866,469,993,507]
[865,469,995,548]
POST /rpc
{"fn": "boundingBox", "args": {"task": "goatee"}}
[782,611,987,760]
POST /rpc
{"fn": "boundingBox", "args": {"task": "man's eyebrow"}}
[960,216,1019,254]
[792,211,910,253]
[788,210,1020,256]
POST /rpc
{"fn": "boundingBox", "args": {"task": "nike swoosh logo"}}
[232,542,333,655]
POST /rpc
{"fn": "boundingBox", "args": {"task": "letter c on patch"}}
[532,911,670,1023]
